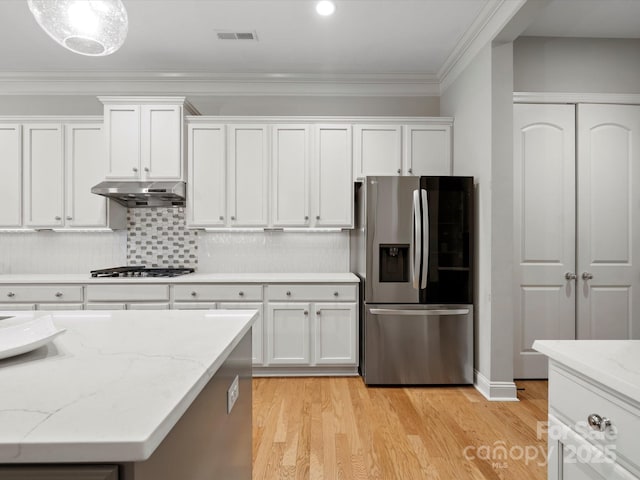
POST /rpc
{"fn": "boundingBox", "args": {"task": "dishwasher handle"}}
[369,308,470,316]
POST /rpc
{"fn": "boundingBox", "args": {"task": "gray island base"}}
[0,310,255,480]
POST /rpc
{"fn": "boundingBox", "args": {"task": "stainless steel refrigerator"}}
[351,176,474,385]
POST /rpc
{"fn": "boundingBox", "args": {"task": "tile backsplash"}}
[126,207,197,268]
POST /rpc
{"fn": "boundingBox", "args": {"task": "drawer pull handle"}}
[55,292,63,298]
[238,291,244,297]
[286,291,291,296]
[587,414,611,432]
[7,292,15,298]
[333,291,339,297]
[191,291,197,297]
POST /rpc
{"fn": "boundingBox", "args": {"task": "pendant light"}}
[28,0,128,56]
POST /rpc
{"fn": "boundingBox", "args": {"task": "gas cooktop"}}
[90,266,195,278]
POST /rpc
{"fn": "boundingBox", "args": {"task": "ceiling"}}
[0,0,638,96]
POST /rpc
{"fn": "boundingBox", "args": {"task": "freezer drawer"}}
[363,304,473,385]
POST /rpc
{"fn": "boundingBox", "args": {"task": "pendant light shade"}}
[28,0,128,56]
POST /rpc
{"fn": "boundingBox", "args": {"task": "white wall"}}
[0,95,440,116]
[514,37,640,93]
[0,231,126,274]
[198,231,349,273]
[440,42,515,393]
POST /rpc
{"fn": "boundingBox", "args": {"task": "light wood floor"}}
[252,377,548,480]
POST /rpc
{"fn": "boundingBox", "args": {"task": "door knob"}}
[564,272,577,280]
[582,272,594,280]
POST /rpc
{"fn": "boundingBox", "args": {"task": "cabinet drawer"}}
[86,285,169,302]
[173,284,262,301]
[267,284,357,302]
[549,364,640,472]
[0,286,83,303]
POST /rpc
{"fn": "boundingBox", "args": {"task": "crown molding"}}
[439,0,526,94]
[514,92,640,105]
[0,72,440,97]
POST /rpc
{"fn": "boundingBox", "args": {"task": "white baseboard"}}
[474,370,519,401]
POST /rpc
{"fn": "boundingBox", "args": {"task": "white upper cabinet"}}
[353,124,402,177]
[403,124,451,176]
[65,123,112,228]
[354,121,452,179]
[228,125,269,227]
[23,124,65,228]
[187,123,226,227]
[0,124,22,227]
[313,124,353,227]
[272,125,310,227]
[101,97,190,181]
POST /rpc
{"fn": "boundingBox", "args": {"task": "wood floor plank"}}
[253,377,548,480]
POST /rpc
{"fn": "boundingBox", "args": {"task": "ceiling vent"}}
[216,31,258,41]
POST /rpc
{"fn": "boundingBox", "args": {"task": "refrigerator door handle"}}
[369,308,470,316]
[420,189,429,289]
[411,189,422,289]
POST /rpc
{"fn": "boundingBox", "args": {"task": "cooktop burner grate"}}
[90,266,195,278]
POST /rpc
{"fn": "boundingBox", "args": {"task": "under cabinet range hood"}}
[91,181,186,208]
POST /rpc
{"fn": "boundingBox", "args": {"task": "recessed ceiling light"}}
[316,1,336,16]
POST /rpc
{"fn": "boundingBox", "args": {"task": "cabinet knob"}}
[564,272,577,280]
[408,168,413,174]
[144,167,150,173]
[55,292,63,298]
[304,215,309,220]
[582,272,594,280]
[397,169,401,174]
[219,216,224,221]
[303,310,309,315]
[238,291,244,297]
[55,216,62,221]
[316,215,320,220]
[7,292,15,298]
[333,291,339,297]
[231,216,236,221]
[587,413,611,432]
[191,291,197,297]
[66,216,72,221]
[286,291,291,296]
[132,167,138,173]
[316,310,321,315]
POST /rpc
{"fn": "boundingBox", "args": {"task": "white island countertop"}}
[0,309,257,463]
[533,340,640,404]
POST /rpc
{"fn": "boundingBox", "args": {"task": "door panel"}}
[267,303,309,364]
[577,104,640,340]
[272,125,309,227]
[513,104,576,378]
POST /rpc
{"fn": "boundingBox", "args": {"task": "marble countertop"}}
[0,309,257,463]
[533,340,640,403]
[0,272,359,284]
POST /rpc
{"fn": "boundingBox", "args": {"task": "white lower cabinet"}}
[547,364,640,480]
[267,303,311,365]
[85,285,170,310]
[313,302,357,365]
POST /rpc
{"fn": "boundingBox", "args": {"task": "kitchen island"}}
[0,309,256,480]
[533,340,640,480]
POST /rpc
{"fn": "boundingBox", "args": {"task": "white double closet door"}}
[513,103,640,379]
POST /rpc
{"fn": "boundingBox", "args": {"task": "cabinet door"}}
[314,125,353,227]
[23,124,64,228]
[313,302,357,365]
[104,105,140,179]
[267,303,310,365]
[272,125,310,227]
[187,124,226,226]
[65,123,108,228]
[0,124,22,227]
[577,104,640,341]
[403,124,451,176]
[353,125,402,178]
[219,302,264,365]
[513,104,576,378]
[228,125,269,227]
[141,104,183,180]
